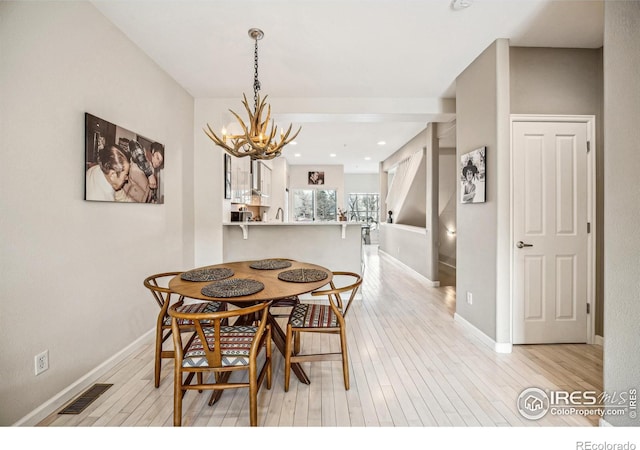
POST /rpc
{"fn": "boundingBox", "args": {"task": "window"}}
[347,193,379,227]
[292,189,337,221]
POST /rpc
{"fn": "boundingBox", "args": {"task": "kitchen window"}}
[292,189,337,221]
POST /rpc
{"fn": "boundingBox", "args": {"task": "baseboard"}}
[594,334,604,346]
[378,249,439,287]
[13,329,154,426]
[454,313,512,353]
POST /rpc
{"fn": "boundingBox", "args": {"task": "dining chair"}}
[169,300,272,427]
[143,272,225,388]
[283,271,362,392]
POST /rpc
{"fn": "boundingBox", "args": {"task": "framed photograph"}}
[224,154,232,199]
[460,146,486,204]
[85,113,165,204]
[308,171,325,185]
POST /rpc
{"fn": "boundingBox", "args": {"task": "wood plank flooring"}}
[38,245,602,427]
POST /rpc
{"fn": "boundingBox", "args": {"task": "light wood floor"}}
[38,245,602,427]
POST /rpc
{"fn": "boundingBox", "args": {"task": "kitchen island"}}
[222,222,363,279]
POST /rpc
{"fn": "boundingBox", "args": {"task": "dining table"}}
[168,258,333,385]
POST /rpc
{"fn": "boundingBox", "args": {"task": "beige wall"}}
[603,0,640,427]
[0,2,194,425]
[454,39,511,342]
[510,47,605,337]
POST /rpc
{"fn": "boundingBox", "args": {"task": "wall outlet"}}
[35,350,49,376]
[466,291,473,305]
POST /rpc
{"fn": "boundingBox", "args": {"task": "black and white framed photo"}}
[460,146,486,204]
[308,171,324,185]
[85,113,165,204]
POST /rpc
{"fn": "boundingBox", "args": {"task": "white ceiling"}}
[92,0,603,173]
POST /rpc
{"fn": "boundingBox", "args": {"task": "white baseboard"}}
[13,329,154,426]
[454,313,512,353]
[378,249,439,287]
[594,334,604,346]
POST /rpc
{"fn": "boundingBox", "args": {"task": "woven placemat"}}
[249,259,293,270]
[181,267,234,282]
[278,268,329,283]
[201,278,264,298]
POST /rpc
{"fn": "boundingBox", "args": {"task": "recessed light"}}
[294,153,301,157]
[377,141,386,146]
[289,141,297,145]
[364,157,371,161]
[329,153,336,157]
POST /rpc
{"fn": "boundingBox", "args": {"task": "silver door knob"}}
[516,241,533,248]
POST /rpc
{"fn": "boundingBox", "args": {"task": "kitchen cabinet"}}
[258,162,272,206]
[231,158,272,207]
[231,156,251,204]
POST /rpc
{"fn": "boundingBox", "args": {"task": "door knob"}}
[516,241,533,248]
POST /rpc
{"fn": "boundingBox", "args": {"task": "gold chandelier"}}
[204,28,301,160]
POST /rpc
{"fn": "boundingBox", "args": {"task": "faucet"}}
[275,207,284,222]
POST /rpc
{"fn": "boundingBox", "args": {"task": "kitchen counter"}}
[223,221,361,225]
[222,221,363,278]
[223,221,361,239]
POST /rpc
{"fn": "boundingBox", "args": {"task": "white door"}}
[512,120,589,344]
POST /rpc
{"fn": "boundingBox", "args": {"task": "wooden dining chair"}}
[283,271,362,392]
[143,272,225,388]
[169,300,272,427]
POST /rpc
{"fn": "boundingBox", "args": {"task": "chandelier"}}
[204,28,301,160]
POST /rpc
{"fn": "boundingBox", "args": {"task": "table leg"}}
[267,314,310,385]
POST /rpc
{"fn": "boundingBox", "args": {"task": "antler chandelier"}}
[204,28,301,160]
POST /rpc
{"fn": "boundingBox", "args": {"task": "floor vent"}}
[58,383,113,415]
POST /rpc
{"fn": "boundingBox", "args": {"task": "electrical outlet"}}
[466,291,473,305]
[35,350,49,376]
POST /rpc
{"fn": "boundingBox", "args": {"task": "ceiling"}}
[92,0,603,173]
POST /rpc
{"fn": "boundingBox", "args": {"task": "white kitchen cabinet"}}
[231,156,251,204]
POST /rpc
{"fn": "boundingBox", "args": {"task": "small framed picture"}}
[460,146,486,204]
[308,171,324,185]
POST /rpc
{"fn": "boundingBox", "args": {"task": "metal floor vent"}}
[58,383,113,415]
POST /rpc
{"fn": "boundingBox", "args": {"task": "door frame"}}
[510,114,597,344]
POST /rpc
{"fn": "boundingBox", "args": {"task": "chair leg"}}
[294,330,300,355]
[174,370,183,426]
[154,326,164,388]
[266,327,272,390]
[339,328,350,390]
[284,324,293,392]
[249,362,258,426]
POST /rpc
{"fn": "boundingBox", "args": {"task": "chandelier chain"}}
[253,37,261,111]
[204,28,301,160]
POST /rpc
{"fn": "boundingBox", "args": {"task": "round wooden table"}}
[169,259,333,385]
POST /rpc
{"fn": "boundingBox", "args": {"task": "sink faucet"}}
[275,207,284,222]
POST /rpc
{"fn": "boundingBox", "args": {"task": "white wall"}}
[344,173,379,194]
[0,2,194,425]
[602,0,640,427]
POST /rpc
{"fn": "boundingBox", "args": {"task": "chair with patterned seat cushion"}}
[169,300,272,427]
[284,271,362,392]
[143,272,225,388]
